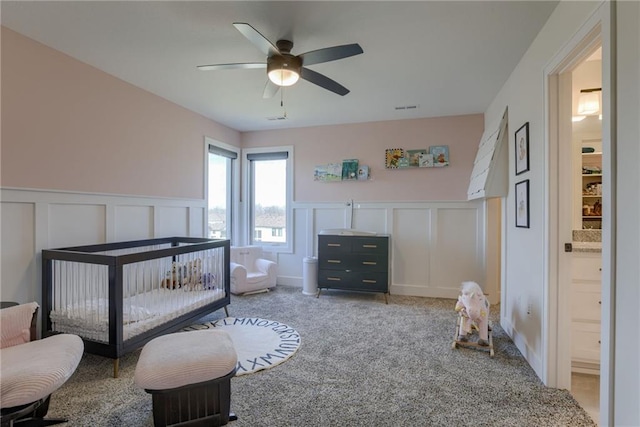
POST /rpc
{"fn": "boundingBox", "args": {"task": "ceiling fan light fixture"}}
[268,68,300,86]
[577,88,601,115]
[267,55,302,87]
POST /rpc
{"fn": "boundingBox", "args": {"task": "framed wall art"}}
[515,122,530,175]
[515,179,530,228]
[341,159,359,180]
[429,145,449,167]
[406,149,427,167]
[385,148,405,168]
[418,152,434,167]
[357,165,370,180]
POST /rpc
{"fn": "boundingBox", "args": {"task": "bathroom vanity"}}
[571,230,602,374]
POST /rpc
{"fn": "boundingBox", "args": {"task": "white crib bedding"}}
[50,288,225,343]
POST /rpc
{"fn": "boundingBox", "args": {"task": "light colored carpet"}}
[46,285,596,426]
[184,317,301,375]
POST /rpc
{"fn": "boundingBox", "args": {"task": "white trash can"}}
[302,256,318,296]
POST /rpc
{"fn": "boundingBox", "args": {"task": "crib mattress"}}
[50,288,225,343]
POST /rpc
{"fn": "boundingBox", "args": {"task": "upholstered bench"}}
[134,330,238,426]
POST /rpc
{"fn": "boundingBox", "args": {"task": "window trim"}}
[204,137,240,245]
[242,145,293,253]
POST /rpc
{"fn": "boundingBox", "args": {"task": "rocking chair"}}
[1,302,84,426]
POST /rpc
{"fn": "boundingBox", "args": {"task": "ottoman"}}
[134,330,237,426]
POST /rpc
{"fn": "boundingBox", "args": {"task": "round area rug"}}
[184,317,301,376]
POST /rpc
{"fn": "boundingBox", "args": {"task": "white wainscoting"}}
[1,187,495,306]
[0,188,206,304]
[277,200,492,300]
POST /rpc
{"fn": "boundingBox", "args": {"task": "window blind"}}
[247,151,288,161]
[209,145,238,159]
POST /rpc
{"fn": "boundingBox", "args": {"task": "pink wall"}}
[242,114,484,202]
[2,27,483,203]
[1,27,240,199]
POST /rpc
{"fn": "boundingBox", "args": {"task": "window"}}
[243,147,293,251]
[207,141,238,241]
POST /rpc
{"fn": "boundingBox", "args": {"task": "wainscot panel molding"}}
[284,200,488,300]
[0,187,205,304]
[1,188,492,306]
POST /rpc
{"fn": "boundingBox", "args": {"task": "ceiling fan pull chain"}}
[281,88,287,118]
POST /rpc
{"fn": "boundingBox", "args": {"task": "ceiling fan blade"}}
[300,68,350,96]
[233,22,280,57]
[263,80,281,99]
[197,62,266,71]
[298,43,363,66]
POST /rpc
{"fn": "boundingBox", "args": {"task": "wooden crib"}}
[42,237,231,376]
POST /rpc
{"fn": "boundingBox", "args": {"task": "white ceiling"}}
[1,1,558,132]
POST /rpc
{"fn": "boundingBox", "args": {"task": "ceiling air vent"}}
[266,116,287,121]
[394,105,419,111]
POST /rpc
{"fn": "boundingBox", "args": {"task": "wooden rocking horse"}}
[451,281,494,357]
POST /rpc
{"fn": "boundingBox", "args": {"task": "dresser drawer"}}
[318,270,388,292]
[318,235,352,253]
[350,254,388,271]
[351,237,388,254]
[318,254,388,271]
[318,255,347,270]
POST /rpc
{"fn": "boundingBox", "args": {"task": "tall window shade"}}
[244,147,293,251]
[467,108,509,200]
[208,143,238,241]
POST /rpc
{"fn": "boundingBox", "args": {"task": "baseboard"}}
[500,317,543,379]
[276,276,303,288]
[391,284,459,299]
[572,360,600,375]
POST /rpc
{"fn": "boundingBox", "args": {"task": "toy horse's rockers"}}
[452,281,494,357]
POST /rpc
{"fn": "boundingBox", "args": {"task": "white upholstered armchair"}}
[0,302,84,426]
[229,246,277,295]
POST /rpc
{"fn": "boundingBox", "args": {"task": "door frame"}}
[543,2,615,426]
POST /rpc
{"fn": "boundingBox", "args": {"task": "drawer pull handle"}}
[327,243,341,247]
[599,268,602,271]
[598,340,601,344]
[362,244,377,248]
[327,277,341,281]
[327,260,342,264]
[599,301,601,305]
[362,261,377,265]
[362,279,377,284]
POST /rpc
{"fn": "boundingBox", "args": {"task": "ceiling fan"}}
[198,23,363,98]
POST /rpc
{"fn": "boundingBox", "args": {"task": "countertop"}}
[572,230,602,253]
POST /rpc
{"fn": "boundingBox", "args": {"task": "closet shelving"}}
[581,151,602,229]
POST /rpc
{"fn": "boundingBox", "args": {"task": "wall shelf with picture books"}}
[314,159,371,182]
[384,145,449,169]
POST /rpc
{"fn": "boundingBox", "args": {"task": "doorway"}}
[544,4,614,426]
[568,46,603,425]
